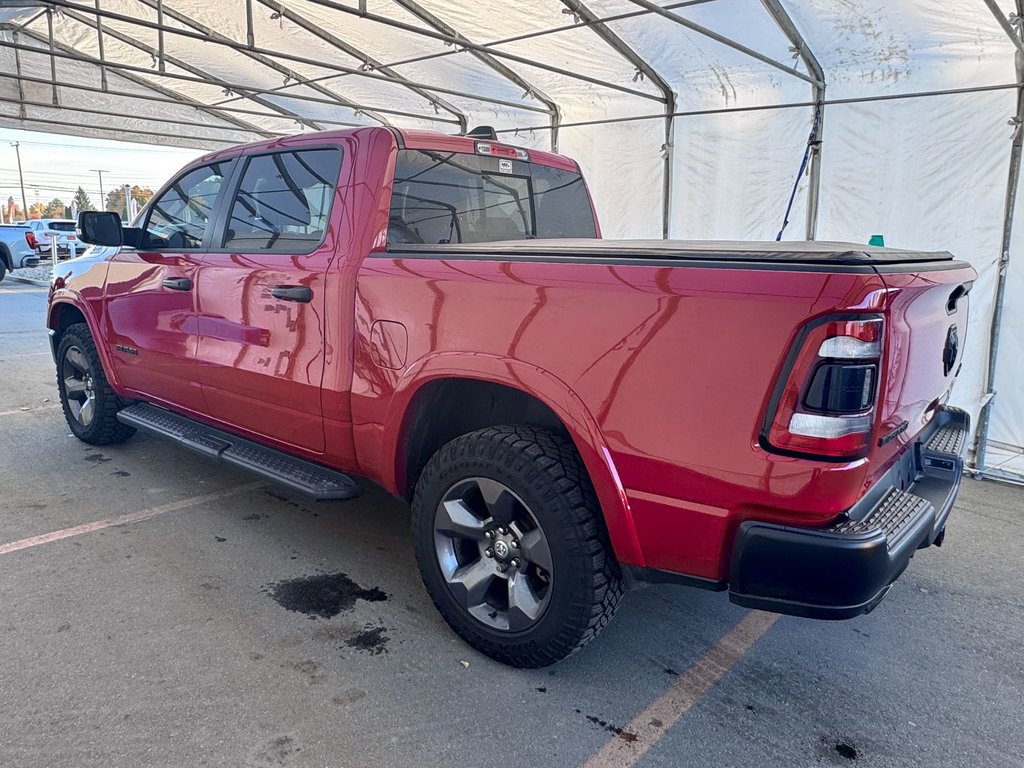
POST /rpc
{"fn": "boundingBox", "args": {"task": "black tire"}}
[0,261,6,283]
[412,425,623,667]
[56,323,135,445]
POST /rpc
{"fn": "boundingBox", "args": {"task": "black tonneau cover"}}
[392,239,956,266]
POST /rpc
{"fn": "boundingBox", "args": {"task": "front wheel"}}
[56,323,135,445]
[412,425,623,667]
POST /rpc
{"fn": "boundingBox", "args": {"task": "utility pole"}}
[90,169,108,209]
[10,142,28,219]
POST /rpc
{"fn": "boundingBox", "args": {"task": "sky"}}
[0,128,206,217]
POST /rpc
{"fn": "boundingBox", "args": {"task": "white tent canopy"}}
[2,0,1022,479]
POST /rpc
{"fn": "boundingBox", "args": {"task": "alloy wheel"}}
[61,345,96,427]
[433,477,554,632]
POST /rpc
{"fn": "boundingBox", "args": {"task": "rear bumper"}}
[728,407,968,620]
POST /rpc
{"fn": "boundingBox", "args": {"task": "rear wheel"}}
[56,323,135,445]
[412,425,623,667]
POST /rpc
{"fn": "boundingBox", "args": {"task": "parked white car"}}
[26,219,84,257]
[0,223,40,281]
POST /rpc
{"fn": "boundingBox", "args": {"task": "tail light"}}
[762,315,884,459]
[25,231,37,249]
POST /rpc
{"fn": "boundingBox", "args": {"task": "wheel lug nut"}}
[485,548,494,558]
[485,530,495,540]
[510,540,519,549]
[510,558,521,569]
[498,527,508,535]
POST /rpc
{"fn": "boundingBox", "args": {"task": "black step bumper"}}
[728,407,968,620]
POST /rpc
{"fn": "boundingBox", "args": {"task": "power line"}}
[0,136,204,154]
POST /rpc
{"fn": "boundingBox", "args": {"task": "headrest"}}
[253,174,311,230]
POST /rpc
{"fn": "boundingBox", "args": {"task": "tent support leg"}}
[759,0,825,240]
[94,0,107,91]
[561,1,675,236]
[974,3,1024,474]
[46,8,57,106]
[804,87,824,241]
[13,30,26,119]
[156,0,165,73]
[244,0,255,49]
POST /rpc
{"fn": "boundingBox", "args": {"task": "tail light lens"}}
[763,316,884,459]
[25,231,37,249]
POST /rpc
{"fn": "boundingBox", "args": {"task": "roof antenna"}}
[465,126,498,140]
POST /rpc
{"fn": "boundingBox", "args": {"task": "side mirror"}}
[78,211,123,247]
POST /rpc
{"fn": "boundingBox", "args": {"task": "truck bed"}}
[390,239,958,268]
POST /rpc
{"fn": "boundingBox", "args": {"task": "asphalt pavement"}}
[1,279,1021,768]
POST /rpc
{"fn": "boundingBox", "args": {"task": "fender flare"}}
[48,293,123,392]
[379,352,646,567]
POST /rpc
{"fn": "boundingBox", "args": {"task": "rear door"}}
[103,160,233,412]
[194,146,343,452]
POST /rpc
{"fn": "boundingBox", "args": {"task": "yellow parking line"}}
[581,611,778,768]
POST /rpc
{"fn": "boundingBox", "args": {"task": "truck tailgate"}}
[872,263,976,472]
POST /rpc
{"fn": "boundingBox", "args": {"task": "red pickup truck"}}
[50,127,974,667]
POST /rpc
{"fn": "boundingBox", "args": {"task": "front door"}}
[194,147,343,453]
[104,160,233,413]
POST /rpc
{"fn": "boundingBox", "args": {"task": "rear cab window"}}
[387,149,597,246]
[222,148,342,254]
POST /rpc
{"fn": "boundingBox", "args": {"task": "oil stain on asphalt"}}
[266,572,387,620]
[576,709,638,743]
[344,625,389,655]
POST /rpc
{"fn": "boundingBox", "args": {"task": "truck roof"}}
[197,126,578,171]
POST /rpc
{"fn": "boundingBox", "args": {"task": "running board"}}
[117,403,361,501]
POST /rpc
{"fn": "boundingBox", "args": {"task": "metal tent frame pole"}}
[2,28,288,136]
[760,0,825,241]
[29,1,551,117]
[0,70,380,132]
[366,0,718,75]
[59,6,458,127]
[389,0,563,151]
[47,12,324,132]
[627,0,823,88]
[255,0,469,134]
[561,0,676,238]
[0,34,460,127]
[975,0,1024,473]
[132,0,393,128]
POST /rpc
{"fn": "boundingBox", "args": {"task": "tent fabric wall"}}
[1,0,1022,478]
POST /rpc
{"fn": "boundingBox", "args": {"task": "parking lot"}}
[1,277,1022,768]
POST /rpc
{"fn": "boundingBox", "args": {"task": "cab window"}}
[221,148,342,254]
[143,162,230,250]
[388,150,597,246]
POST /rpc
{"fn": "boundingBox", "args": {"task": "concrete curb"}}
[5,273,51,287]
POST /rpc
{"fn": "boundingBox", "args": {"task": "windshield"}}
[388,149,597,246]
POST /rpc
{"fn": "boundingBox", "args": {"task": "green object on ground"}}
[869,235,885,247]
